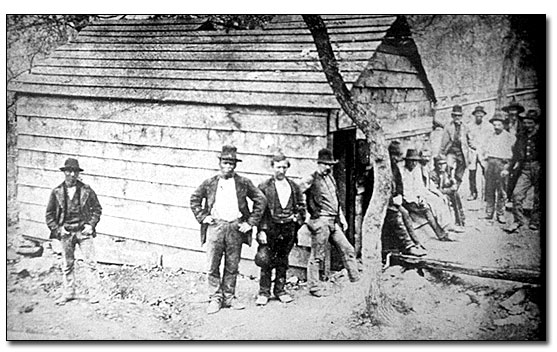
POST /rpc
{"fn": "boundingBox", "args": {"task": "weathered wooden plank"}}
[49,48,377,63]
[17,135,322,179]
[367,51,420,73]
[17,95,328,137]
[18,116,326,160]
[31,66,361,86]
[81,25,391,37]
[9,81,341,110]
[16,73,350,96]
[354,70,424,89]
[265,16,397,29]
[74,30,388,44]
[57,41,382,53]
[34,57,368,73]
[388,253,541,285]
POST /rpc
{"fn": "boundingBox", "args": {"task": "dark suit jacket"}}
[190,173,266,245]
[258,177,306,231]
[45,180,102,239]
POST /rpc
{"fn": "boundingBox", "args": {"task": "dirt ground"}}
[5,194,544,341]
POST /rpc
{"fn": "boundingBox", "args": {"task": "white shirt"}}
[67,186,77,200]
[211,177,242,221]
[400,166,428,204]
[274,178,292,209]
[482,130,516,160]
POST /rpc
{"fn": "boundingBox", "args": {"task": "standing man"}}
[502,100,525,203]
[190,145,266,314]
[45,158,103,305]
[300,148,360,297]
[255,152,306,306]
[466,106,492,201]
[505,109,542,232]
[440,105,474,188]
[481,112,516,224]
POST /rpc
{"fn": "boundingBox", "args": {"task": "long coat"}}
[45,180,102,239]
[440,121,475,166]
[190,173,266,245]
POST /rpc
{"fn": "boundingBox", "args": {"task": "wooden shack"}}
[9,15,435,275]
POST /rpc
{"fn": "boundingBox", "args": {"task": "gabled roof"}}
[9,15,431,110]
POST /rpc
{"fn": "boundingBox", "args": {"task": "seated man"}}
[400,149,453,242]
[431,155,466,227]
[382,142,426,256]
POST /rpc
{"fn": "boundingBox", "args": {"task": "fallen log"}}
[386,252,541,285]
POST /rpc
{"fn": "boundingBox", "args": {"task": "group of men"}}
[44,100,541,314]
[440,102,541,232]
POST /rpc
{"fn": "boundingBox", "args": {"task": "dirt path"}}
[6,198,543,340]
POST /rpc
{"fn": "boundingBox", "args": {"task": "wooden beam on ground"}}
[386,252,541,285]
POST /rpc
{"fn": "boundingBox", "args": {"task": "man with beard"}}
[481,112,516,224]
[505,109,542,232]
[255,152,306,306]
[190,145,266,314]
[45,158,103,305]
[300,148,360,297]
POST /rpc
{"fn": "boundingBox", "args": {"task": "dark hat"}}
[218,145,242,162]
[451,105,463,116]
[388,141,402,157]
[403,149,422,161]
[519,109,540,122]
[317,148,338,165]
[254,245,272,268]
[60,158,83,172]
[272,151,287,163]
[502,101,525,114]
[489,111,506,124]
[434,155,447,164]
[472,106,487,116]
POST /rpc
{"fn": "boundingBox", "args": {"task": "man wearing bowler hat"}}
[481,112,516,224]
[255,152,306,306]
[45,158,103,305]
[505,109,542,232]
[440,105,475,188]
[300,148,360,297]
[190,145,266,314]
[466,106,492,201]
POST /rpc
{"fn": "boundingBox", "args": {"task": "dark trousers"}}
[206,219,244,305]
[259,222,296,297]
[485,158,507,218]
[403,201,447,240]
[447,191,465,226]
[383,208,415,251]
[447,149,466,186]
[468,157,485,197]
[512,161,541,227]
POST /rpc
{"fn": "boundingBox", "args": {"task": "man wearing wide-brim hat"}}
[440,104,475,188]
[466,105,492,201]
[505,109,542,233]
[502,100,525,135]
[480,111,517,224]
[190,145,266,314]
[399,149,455,242]
[299,148,360,297]
[45,158,103,305]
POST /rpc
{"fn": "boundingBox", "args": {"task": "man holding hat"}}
[440,105,475,188]
[466,106,492,201]
[45,158,103,305]
[506,109,542,232]
[190,145,266,314]
[481,112,516,224]
[300,148,360,297]
[255,152,306,306]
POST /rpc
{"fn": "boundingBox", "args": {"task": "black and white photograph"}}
[5,12,548,341]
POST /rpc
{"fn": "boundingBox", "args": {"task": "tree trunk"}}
[303,15,396,325]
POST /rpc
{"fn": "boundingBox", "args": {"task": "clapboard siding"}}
[17,96,328,137]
